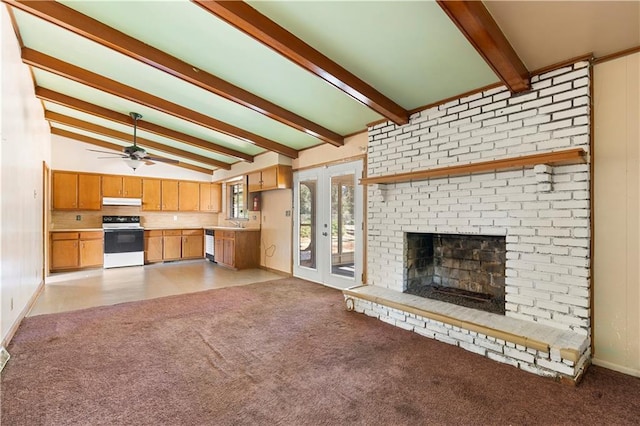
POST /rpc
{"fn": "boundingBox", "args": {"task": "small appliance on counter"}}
[102,215,144,268]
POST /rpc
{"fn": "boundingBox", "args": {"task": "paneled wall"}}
[593,52,640,377]
[1,7,51,345]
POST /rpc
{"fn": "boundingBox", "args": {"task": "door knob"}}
[322,232,328,236]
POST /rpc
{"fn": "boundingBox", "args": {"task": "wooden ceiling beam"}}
[36,87,252,163]
[51,128,214,175]
[45,111,232,170]
[4,0,343,147]
[22,48,299,159]
[437,0,530,93]
[193,0,410,125]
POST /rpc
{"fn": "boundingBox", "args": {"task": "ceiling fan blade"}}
[88,148,123,155]
[145,155,179,164]
[97,155,127,159]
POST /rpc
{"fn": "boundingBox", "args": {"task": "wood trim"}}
[22,48,299,159]
[50,128,216,175]
[293,154,366,172]
[437,1,529,93]
[592,45,640,65]
[37,88,250,163]
[0,280,44,349]
[4,0,343,147]
[360,148,586,185]
[530,53,594,77]
[408,82,504,116]
[46,112,231,170]
[193,0,409,126]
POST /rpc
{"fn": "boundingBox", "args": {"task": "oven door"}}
[104,229,144,254]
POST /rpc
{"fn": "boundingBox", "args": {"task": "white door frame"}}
[293,160,363,289]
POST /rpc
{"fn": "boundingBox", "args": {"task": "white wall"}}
[593,52,640,377]
[52,134,213,182]
[1,7,51,345]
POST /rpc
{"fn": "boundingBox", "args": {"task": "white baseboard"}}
[592,357,640,378]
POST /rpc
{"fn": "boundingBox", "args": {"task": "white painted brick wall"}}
[367,61,591,335]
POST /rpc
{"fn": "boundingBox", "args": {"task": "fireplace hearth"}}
[404,233,506,314]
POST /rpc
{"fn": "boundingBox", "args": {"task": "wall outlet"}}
[173,215,178,221]
[76,215,81,221]
[285,210,291,217]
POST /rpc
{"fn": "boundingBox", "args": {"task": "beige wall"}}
[260,189,293,273]
[293,132,367,170]
[593,52,640,377]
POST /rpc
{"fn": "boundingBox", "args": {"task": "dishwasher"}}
[205,229,215,262]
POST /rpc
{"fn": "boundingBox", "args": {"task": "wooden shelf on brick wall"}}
[360,148,587,185]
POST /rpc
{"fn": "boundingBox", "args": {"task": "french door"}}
[293,160,363,289]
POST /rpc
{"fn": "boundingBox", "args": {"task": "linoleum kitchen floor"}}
[30,260,286,316]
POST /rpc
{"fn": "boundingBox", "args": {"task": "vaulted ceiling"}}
[4,1,639,175]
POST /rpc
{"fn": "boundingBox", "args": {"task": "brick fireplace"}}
[404,233,506,315]
[344,60,592,382]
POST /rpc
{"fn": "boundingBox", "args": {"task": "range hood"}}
[102,197,142,206]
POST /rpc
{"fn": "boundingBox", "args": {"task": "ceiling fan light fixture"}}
[124,158,143,170]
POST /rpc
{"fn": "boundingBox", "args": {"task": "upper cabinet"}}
[52,170,218,213]
[142,178,162,211]
[161,180,179,211]
[248,165,292,192]
[52,171,101,210]
[178,181,200,211]
[199,183,221,213]
[102,175,142,198]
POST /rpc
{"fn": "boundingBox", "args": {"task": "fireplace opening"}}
[404,233,506,315]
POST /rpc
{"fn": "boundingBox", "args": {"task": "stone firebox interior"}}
[404,233,506,315]
[344,59,592,382]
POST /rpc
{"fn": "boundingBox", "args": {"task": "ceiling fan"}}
[89,112,179,170]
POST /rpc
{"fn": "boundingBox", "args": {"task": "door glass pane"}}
[299,179,316,269]
[331,173,355,278]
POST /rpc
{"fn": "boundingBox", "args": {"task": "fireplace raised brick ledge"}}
[343,286,590,382]
[346,60,592,383]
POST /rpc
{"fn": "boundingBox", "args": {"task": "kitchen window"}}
[228,178,246,219]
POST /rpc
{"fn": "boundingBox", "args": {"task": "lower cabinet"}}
[144,229,204,263]
[144,230,164,263]
[182,229,204,259]
[214,230,260,270]
[50,231,103,272]
[163,230,183,261]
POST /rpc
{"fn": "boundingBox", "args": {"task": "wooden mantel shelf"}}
[360,148,587,185]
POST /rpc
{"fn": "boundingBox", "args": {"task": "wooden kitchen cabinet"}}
[199,183,221,212]
[162,230,182,260]
[103,175,142,198]
[178,181,200,211]
[50,231,103,271]
[52,171,101,210]
[50,232,79,270]
[247,165,292,192]
[142,178,162,211]
[214,230,259,270]
[79,231,104,267]
[52,172,78,209]
[182,229,204,259]
[161,180,179,211]
[78,174,102,210]
[144,230,164,263]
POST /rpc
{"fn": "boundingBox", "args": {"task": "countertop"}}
[51,226,261,232]
[50,228,103,232]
